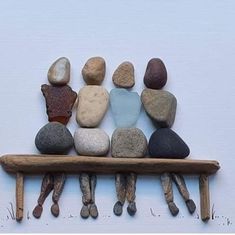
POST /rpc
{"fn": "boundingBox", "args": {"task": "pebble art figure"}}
[33,57,77,218]
[141,58,196,216]
[110,62,147,216]
[74,56,110,219]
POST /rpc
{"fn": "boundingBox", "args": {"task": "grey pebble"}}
[89,203,98,219]
[168,202,179,216]
[35,122,74,154]
[186,199,196,214]
[80,205,89,219]
[127,202,137,216]
[113,201,123,216]
[111,128,147,158]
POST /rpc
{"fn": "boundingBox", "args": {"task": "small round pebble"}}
[144,58,167,89]
[35,122,74,154]
[127,202,137,216]
[48,57,70,85]
[113,201,123,216]
[148,128,190,159]
[82,57,106,85]
[89,203,98,219]
[111,128,147,158]
[51,203,59,217]
[80,205,89,219]
[168,202,179,216]
[74,128,110,156]
[112,62,135,88]
[186,199,196,214]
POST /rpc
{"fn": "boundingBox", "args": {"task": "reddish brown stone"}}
[144,58,167,89]
[41,84,77,125]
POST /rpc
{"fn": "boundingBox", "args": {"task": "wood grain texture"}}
[199,174,210,221]
[16,172,24,222]
[0,154,220,175]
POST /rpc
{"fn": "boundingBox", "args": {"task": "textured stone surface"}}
[111,128,147,158]
[112,62,135,88]
[148,128,190,159]
[144,58,167,89]
[141,88,177,128]
[110,88,141,128]
[41,84,77,125]
[35,122,74,154]
[74,128,110,156]
[76,86,109,127]
[48,57,70,85]
[82,57,106,85]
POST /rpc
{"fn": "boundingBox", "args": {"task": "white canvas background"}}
[0,0,234,232]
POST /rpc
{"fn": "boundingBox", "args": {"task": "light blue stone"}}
[110,88,141,128]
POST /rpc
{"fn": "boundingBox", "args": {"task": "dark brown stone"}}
[144,58,167,89]
[41,84,77,125]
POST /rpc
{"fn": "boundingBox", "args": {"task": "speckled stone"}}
[112,62,135,88]
[82,57,106,85]
[74,128,110,156]
[111,128,147,158]
[144,58,167,89]
[141,88,177,128]
[148,128,190,159]
[76,86,109,127]
[48,57,70,85]
[110,88,141,128]
[35,122,74,154]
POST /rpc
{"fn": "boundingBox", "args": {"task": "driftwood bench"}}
[0,154,220,222]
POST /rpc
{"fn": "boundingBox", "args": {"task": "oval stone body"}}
[74,128,110,156]
[35,122,74,154]
[148,128,190,159]
[76,85,109,127]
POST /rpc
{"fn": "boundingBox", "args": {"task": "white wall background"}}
[0,0,234,232]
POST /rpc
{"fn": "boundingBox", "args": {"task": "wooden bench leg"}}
[16,172,24,222]
[199,174,210,222]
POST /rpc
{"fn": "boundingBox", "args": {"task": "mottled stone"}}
[148,128,190,159]
[168,202,179,216]
[141,88,177,128]
[110,88,141,128]
[144,58,167,89]
[76,86,109,127]
[112,62,135,88]
[127,202,137,216]
[41,84,77,125]
[48,57,70,85]
[35,122,74,154]
[82,57,106,85]
[113,201,123,216]
[74,128,110,156]
[111,128,147,158]
[80,205,89,219]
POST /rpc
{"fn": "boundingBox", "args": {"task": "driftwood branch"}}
[16,172,24,222]
[0,154,220,175]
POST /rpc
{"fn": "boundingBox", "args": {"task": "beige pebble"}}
[82,57,106,85]
[112,62,135,88]
[76,86,109,127]
[48,57,70,85]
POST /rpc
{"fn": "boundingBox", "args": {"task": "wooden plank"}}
[16,172,24,222]
[0,154,220,175]
[199,174,210,221]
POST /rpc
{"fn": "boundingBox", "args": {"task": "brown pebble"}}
[32,205,43,219]
[51,203,60,217]
[89,203,98,219]
[41,84,77,125]
[80,205,89,219]
[82,57,106,85]
[168,202,179,216]
[144,58,167,89]
[112,62,135,88]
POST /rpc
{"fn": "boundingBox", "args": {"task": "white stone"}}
[76,85,109,127]
[74,128,110,156]
[48,57,70,85]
